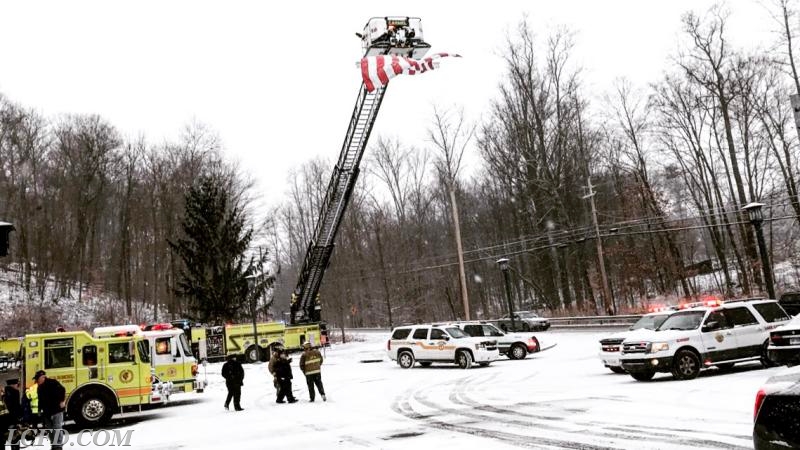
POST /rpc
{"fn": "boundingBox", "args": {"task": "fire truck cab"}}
[18,330,161,427]
[94,324,205,394]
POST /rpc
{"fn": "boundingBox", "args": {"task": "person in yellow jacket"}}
[21,383,38,427]
[299,342,326,402]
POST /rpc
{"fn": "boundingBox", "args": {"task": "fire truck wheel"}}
[245,345,262,364]
[69,390,113,427]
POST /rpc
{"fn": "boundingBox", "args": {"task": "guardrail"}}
[548,314,642,328]
[338,315,645,333]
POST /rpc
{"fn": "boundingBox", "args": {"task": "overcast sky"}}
[0,0,776,214]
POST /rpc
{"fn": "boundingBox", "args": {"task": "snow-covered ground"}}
[51,329,779,450]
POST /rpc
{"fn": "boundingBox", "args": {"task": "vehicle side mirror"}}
[702,321,719,332]
[442,335,450,341]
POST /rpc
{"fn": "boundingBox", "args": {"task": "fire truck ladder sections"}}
[291,83,388,323]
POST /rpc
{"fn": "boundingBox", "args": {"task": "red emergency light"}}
[149,323,173,331]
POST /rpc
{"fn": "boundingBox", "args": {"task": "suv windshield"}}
[630,314,670,331]
[446,327,469,338]
[658,311,705,331]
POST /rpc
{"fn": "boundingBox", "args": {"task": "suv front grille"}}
[622,342,649,354]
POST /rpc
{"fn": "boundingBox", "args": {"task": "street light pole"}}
[744,203,776,299]
[497,258,516,332]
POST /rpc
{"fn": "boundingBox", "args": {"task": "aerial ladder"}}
[290,17,431,324]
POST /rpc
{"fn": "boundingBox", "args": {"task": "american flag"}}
[360,53,461,92]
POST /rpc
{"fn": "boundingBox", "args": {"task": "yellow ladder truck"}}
[171,320,322,363]
[12,330,165,427]
[289,17,430,329]
[93,324,206,394]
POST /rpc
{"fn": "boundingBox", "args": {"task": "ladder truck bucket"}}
[360,17,431,59]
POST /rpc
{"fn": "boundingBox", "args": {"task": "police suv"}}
[386,323,499,369]
[599,310,675,373]
[619,298,791,381]
[449,321,541,359]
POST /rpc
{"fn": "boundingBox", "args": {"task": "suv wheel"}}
[630,371,655,381]
[456,350,473,369]
[672,350,700,380]
[510,343,527,360]
[398,351,415,369]
[522,323,530,332]
[761,341,777,368]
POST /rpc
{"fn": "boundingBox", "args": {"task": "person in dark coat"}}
[273,351,297,404]
[34,371,66,450]
[221,355,244,411]
[2,378,22,450]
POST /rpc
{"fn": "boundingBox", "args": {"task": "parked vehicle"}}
[778,291,800,316]
[0,330,166,428]
[170,319,324,363]
[386,323,499,369]
[620,298,791,381]
[768,314,800,367]
[753,366,800,449]
[492,311,550,332]
[599,311,675,374]
[450,321,541,359]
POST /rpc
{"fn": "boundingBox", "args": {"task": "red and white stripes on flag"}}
[360,53,462,92]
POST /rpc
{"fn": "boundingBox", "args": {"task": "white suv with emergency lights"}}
[619,298,791,381]
[386,324,499,369]
[599,310,676,373]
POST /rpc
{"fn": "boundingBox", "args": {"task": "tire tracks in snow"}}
[393,372,750,449]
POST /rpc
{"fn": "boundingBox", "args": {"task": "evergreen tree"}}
[170,174,267,323]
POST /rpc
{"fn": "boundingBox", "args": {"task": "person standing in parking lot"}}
[2,378,22,450]
[299,342,326,402]
[34,371,65,450]
[221,354,244,411]
[274,351,297,404]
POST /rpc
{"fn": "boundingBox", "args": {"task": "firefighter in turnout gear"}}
[299,342,326,402]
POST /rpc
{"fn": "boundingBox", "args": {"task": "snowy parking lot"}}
[62,329,774,450]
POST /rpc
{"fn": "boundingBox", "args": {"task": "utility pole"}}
[450,187,470,320]
[583,178,614,315]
